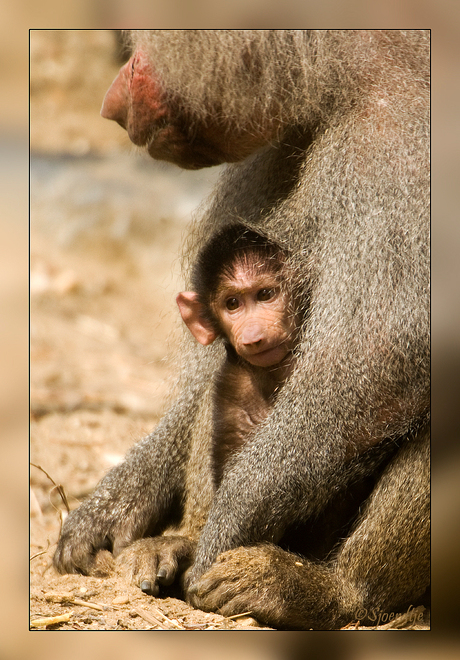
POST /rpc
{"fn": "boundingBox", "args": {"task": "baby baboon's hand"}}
[117,536,196,597]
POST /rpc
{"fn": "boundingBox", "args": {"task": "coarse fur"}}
[54,30,430,630]
[127,30,429,140]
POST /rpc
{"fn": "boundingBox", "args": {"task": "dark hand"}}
[187,544,340,630]
[117,535,196,596]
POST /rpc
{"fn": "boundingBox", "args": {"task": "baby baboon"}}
[54,30,430,630]
[177,223,300,486]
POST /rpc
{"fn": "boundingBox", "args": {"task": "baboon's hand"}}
[53,505,136,576]
[117,536,196,597]
[187,544,338,630]
[187,545,284,625]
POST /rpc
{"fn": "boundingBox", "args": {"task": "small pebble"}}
[235,616,261,628]
[112,595,130,605]
[44,591,73,603]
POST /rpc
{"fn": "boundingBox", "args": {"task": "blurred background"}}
[0,2,458,658]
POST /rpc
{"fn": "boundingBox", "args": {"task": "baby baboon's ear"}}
[176,292,219,346]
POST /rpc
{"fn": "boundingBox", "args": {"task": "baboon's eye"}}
[226,298,240,311]
[257,288,275,301]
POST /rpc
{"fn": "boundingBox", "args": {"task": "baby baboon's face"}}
[212,262,297,368]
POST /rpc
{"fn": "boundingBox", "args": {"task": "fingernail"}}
[140,580,159,596]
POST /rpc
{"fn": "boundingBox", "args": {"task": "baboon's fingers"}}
[116,535,196,593]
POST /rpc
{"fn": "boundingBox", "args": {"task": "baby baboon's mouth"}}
[245,343,288,367]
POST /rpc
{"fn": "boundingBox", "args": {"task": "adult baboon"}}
[54,30,430,630]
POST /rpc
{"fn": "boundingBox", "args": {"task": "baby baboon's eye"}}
[257,288,275,301]
[226,297,240,311]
